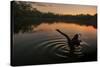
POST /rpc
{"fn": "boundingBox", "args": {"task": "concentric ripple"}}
[33,37,84,59]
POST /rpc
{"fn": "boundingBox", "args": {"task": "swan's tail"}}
[80,41,89,47]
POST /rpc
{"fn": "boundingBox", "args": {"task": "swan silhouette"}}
[56,29,82,54]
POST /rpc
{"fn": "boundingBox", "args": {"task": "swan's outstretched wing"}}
[56,29,71,42]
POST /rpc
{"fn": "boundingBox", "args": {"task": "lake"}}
[12,22,97,65]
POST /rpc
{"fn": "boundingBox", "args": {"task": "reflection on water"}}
[17,22,96,33]
[13,22,97,65]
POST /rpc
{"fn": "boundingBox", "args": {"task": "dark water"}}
[12,22,97,66]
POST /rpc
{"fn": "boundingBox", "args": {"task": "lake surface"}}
[12,22,97,65]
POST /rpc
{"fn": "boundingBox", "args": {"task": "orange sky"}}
[31,2,97,15]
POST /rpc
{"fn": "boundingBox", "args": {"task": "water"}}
[12,22,97,65]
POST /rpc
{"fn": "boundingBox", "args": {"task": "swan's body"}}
[56,29,82,54]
